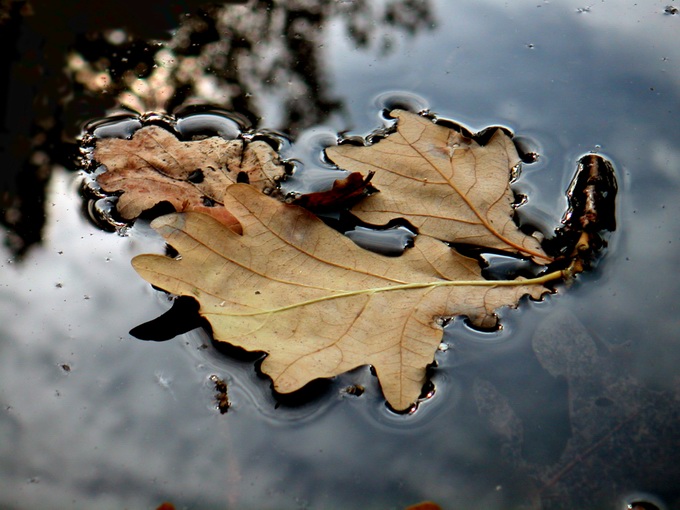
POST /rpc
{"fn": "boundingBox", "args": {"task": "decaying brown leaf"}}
[326,110,551,262]
[292,171,375,211]
[94,125,285,229]
[132,184,560,411]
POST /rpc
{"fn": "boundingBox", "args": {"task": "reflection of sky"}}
[325,0,680,383]
[2,1,680,508]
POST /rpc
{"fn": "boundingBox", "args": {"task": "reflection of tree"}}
[68,0,435,133]
[1,0,433,257]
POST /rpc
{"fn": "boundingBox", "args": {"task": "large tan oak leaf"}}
[94,125,284,230]
[326,110,551,263]
[132,184,558,411]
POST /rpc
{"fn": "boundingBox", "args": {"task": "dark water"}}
[2,1,680,509]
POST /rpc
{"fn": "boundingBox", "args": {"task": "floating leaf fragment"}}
[94,125,285,229]
[326,110,551,262]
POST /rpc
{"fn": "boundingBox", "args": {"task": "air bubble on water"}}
[590,144,602,154]
[139,111,176,127]
[88,197,129,232]
[374,91,430,119]
[284,192,300,204]
[175,106,249,140]
[437,342,449,352]
[510,163,522,183]
[176,113,241,140]
[512,195,528,209]
[481,252,540,280]
[81,170,108,198]
[88,115,142,140]
[345,226,415,256]
[435,316,451,327]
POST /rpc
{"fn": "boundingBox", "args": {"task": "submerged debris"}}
[210,374,230,414]
[544,153,617,270]
[342,384,365,397]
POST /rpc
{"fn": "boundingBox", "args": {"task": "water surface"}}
[2,1,680,509]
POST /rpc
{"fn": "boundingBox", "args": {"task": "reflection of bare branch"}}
[68,0,434,134]
[385,0,436,34]
[4,0,434,256]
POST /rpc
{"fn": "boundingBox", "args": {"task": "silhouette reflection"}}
[1,0,434,257]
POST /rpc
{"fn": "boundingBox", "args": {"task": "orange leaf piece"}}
[293,171,375,211]
[94,125,284,228]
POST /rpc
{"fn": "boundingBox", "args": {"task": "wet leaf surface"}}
[132,184,555,411]
[94,125,285,228]
[326,110,550,262]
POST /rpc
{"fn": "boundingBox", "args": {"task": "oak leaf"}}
[132,184,558,411]
[94,125,285,230]
[325,110,551,262]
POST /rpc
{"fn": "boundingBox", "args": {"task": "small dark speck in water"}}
[210,375,230,414]
[343,385,365,397]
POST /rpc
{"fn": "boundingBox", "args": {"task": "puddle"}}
[2,1,680,509]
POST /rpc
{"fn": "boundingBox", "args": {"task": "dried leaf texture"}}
[326,110,550,262]
[94,125,284,228]
[132,184,551,411]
